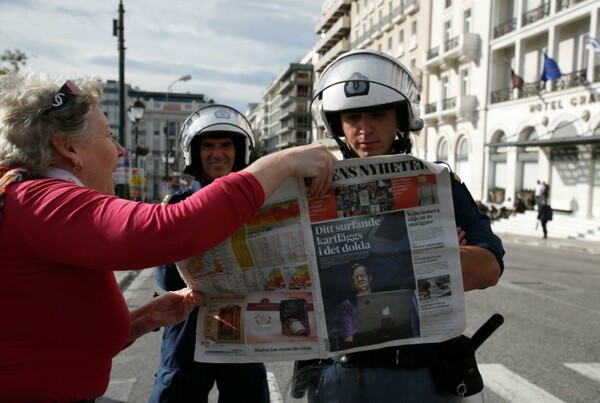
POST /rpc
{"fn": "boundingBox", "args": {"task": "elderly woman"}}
[0,72,335,402]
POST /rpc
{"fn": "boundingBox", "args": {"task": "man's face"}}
[418,175,426,185]
[351,265,372,294]
[340,108,397,157]
[199,137,236,181]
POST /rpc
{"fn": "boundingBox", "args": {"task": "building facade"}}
[258,63,314,155]
[485,0,600,218]
[304,0,600,218]
[101,80,211,201]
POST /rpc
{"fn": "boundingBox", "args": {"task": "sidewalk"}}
[496,233,600,255]
[115,270,142,291]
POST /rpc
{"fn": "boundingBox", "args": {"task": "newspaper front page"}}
[176,154,466,363]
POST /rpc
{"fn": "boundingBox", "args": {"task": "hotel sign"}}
[529,93,597,113]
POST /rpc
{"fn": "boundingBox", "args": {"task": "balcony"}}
[315,38,351,73]
[424,33,480,72]
[381,13,393,33]
[489,68,596,105]
[314,16,350,54]
[391,4,405,24]
[553,69,588,91]
[404,0,419,15]
[371,21,384,40]
[556,0,586,13]
[422,95,478,124]
[493,18,516,39]
[315,0,352,34]
[490,88,514,104]
[522,2,550,27]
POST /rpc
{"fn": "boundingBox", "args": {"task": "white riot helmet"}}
[180,104,255,178]
[311,50,424,158]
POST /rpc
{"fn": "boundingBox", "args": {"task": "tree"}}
[0,49,28,75]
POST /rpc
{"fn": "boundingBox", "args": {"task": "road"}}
[100,234,600,402]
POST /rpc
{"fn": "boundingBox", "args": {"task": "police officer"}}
[295,50,505,402]
[150,105,269,403]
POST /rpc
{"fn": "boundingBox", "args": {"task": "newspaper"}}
[176,154,466,363]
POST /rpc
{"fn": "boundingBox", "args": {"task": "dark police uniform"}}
[149,180,269,403]
[293,169,505,403]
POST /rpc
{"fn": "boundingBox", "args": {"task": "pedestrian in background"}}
[538,198,553,239]
[293,50,504,402]
[0,72,335,402]
[535,179,544,210]
[150,105,269,403]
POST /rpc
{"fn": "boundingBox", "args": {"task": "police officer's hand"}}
[457,226,467,246]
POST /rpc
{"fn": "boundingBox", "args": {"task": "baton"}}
[470,313,504,351]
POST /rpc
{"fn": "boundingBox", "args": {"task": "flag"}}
[511,69,524,90]
[540,54,561,83]
[585,33,600,55]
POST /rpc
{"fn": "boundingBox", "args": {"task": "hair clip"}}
[45,80,80,114]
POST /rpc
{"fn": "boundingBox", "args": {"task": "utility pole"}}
[115,0,125,146]
[113,0,129,199]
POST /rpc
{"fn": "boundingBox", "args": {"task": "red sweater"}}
[0,172,264,402]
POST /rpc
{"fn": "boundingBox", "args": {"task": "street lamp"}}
[164,74,192,185]
[127,99,145,168]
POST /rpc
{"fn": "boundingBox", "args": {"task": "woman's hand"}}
[146,288,204,328]
[127,288,204,346]
[245,142,337,199]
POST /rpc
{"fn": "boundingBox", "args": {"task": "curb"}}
[501,234,600,255]
[116,270,140,291]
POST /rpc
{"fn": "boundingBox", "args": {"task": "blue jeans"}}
[313,362,456,403]
[149,362,269,403]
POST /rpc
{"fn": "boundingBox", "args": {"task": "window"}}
[437,139,449,161]
[445,0,452,8]
[455,137,470,183]
[442,76,450,100]
[463,9,472,33]
[388,36,393,51]
[398,29,404,54]
[461,69,469,95]
[409,21,417,49]
[444,21,452,44]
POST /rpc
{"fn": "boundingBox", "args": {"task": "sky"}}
[0,0,323,112]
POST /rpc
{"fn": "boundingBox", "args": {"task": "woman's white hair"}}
[0,71,103,175]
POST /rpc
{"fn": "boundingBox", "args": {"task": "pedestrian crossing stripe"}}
[267,371,284,403]
[478,364,565,402]
[564,363,600,383]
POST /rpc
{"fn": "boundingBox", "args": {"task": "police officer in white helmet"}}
[290,50,504,403]
[150,105,269,403]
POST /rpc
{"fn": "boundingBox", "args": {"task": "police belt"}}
[337,344,436,370]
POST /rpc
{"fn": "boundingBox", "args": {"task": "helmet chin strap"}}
[391,129,412,155]
[333,135,356,159]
